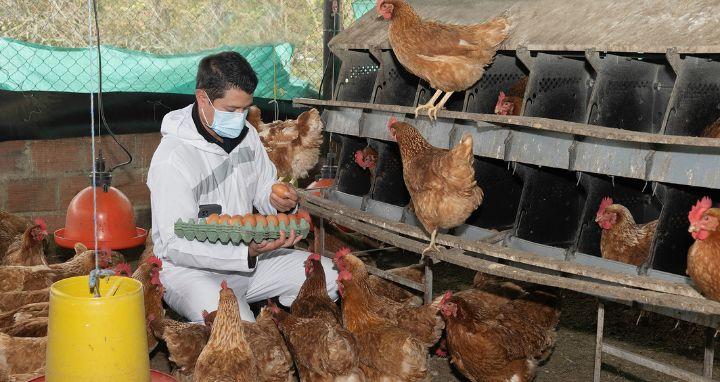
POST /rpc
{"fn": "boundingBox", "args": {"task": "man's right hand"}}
[248,229,302,257]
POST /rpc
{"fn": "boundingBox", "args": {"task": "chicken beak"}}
[689,225,699,233]
[594,215,602,223]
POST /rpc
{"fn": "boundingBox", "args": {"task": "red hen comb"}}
[335,247,352,259]
[387,116,398,129]
[376,0,384,7]
[146,255,163,269]
[114,262,132,277]
[440,291,453,306]
[498,91,506,102]
[597,197,613,215]
[689,196,713,224]
[309,253,322,262]
[33,218,47,230]
[354,150,366,168]
[221,280,228,290]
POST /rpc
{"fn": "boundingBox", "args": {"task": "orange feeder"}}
[54,152,147,250]
[307,152,355,234]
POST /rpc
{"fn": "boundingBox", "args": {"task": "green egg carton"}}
[174,216,311,245]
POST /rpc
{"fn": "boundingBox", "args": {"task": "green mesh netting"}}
[0,37,316,99]
[352,0,374,20]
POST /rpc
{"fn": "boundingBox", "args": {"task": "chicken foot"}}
[427,91,454,120]
[421,229,441,259]
[415,89,442,119]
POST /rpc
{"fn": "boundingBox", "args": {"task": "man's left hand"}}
[270,183,298,212]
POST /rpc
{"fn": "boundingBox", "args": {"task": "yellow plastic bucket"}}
[45,275,150,382]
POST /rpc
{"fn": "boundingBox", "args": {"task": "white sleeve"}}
[252,139,279,215]
[148,160,255,272]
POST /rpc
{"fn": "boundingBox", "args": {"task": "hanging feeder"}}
[54,152,147,250]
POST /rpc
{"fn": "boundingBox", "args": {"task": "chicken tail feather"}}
[474,16,510,46]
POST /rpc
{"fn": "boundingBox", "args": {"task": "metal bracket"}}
[666,48,683,75]
[503,130,515,162]
[567,138,579,170]
[585,48,603,73]
[643,149,656,182]
[516,45,533,70]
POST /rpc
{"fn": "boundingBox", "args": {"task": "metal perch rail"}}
[300,190,719,381]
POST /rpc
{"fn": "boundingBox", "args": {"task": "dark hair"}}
[196,51,258,101]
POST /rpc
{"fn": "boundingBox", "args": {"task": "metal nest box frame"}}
[295,1,720,380]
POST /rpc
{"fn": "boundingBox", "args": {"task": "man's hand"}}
[270,183,298,212]
[248,229,302,257]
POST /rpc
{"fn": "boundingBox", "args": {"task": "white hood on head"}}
[160,104,227,155]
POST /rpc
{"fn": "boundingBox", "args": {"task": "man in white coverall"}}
[147,51,338,322]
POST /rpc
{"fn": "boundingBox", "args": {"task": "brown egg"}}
[296,209,313,231]
[271,183,291,198]
[255,214,268,228]
[218,214,232,225]
[231,215,244,226]
[243,213,256,227]
[296,209,311,224]
[266,215,279,227]
[206,213,220,224]
[276,213,290,225]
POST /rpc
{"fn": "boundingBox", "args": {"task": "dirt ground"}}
[57,242,717,382]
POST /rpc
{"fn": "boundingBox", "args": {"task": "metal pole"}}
[321,0,341,100]
[704,327,715,378]
[594,302,605,382]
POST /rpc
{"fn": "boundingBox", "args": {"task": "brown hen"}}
[390,118,484,257]
[687,197,720,301]
[595,197,658,267]
[353,146,378,179]
[439,287,559,382]
[334,249,429,381]
[701,117,720,138]
[336,249,443,347]
[0,289,50,312]
[0,239,96,293]
[202,307,296,382]
[2,219,48,266]
[150,317,210,381]
[291,252,340,323]
[130,256,165,351]
[194,281,257,382]
[0,333,46,381]
[48,243,124,280]
[253,108,324,184]
[0,302,48,329]
[0,211,33,259]
[378,0,509,119]
[495,76,528,116]
[269,300,364,382]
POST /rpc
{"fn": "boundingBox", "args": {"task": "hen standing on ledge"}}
[389,118,484,257]
[377,0,510,120]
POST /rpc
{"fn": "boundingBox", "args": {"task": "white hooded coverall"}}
[147,104,338,322]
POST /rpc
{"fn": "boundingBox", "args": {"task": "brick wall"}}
[0,132,162,232]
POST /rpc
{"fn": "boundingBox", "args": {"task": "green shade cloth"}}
[0,37,316,99]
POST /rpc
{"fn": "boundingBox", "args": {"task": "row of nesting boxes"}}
[316,48,720,287]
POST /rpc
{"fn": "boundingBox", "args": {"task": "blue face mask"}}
[201,94,248,139]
